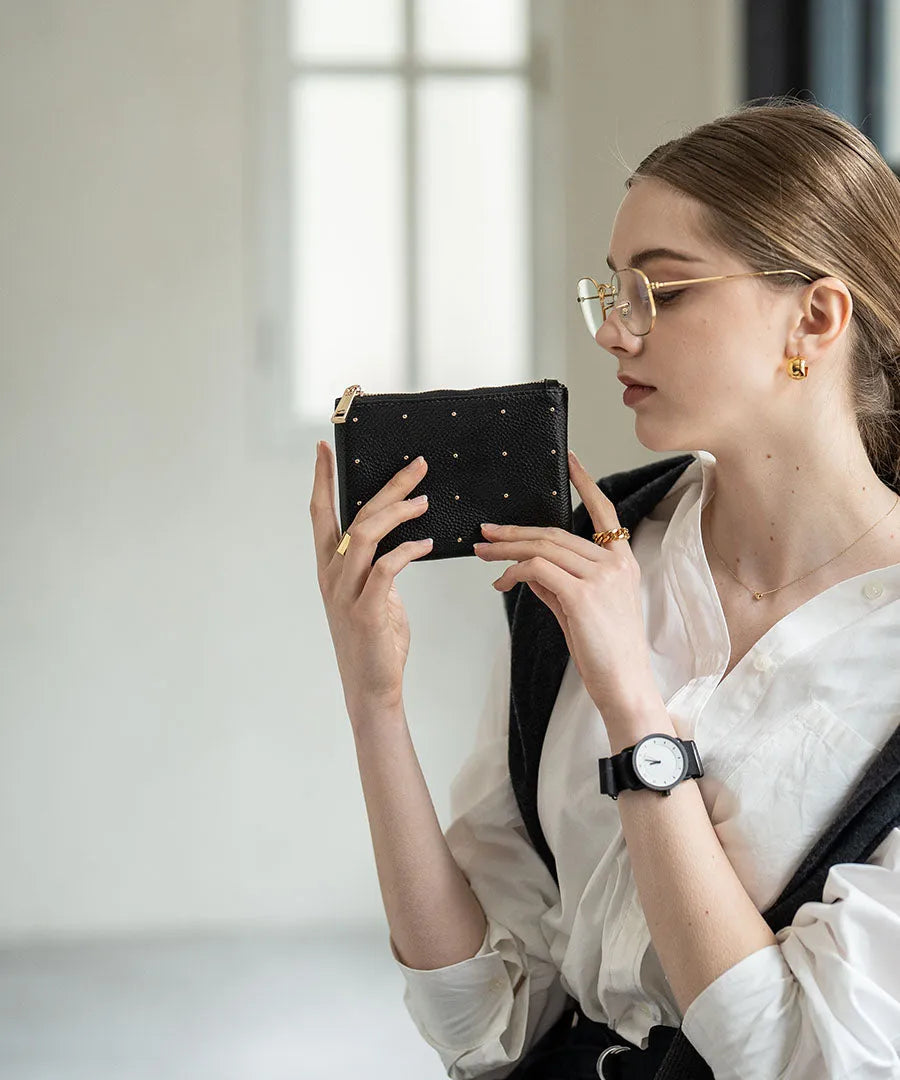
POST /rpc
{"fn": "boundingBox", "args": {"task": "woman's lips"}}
[622,384,657,406]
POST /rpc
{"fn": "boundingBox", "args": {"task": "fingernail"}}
[412,455,425,466]
[411,494,428,503]
[481,522,498,530]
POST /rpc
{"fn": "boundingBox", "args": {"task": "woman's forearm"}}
[605,695,778,1014]
[349,700,488,970]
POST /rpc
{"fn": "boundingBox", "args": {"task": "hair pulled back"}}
[629,96,900,494]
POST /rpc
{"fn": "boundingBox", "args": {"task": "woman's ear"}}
[789,276,853,360]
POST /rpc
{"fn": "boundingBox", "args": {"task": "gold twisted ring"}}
[335,525,630,557]
[593,527,630,545]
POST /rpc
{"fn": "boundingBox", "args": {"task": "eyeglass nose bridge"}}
[577,277,636,340]
[599,282,633,327]
[593,282,620,323]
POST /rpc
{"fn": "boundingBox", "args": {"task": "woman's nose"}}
[594,310,642,353]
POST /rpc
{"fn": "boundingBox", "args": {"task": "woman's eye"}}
[654,290,682,306]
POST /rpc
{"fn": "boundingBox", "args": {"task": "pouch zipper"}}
[330,378,560,423]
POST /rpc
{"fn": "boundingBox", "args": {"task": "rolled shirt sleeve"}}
[392,634,570,1079]
[682,827,900,1079]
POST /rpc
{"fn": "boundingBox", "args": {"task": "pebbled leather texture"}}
[332,381,573,562]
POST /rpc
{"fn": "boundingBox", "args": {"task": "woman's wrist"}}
[346,695,407,739]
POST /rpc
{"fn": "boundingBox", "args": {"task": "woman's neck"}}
[700,439,900,595]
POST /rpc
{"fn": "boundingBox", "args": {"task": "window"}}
[250,0,538,437]
[878,0,900,165]
[744,0,900,170]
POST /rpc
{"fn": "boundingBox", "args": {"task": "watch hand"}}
[647,758,661,765]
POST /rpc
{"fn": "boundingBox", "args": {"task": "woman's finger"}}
[311,441,432,592]
[310,441,342,572]
[335,496,431,600]
[476,537,592,577]
[359,538,436,609]
[479,523,605,561]
[495,556,577,606]
[567,450,624,543]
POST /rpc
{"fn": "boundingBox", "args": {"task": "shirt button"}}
[863,581,884,600]
[753,653,774,672]
[488,977,505,993]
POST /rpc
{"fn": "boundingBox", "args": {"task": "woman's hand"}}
[473,450,659,721]
[310,441,433,718]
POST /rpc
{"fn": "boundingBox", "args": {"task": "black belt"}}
[508,1003,679,1080]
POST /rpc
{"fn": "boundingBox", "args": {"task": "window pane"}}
[416,77,528,387]
[809,1,863,129]
[290,0,403,62]
[415,0,527,64]
[291,77,406,422]
[883,0,900,163]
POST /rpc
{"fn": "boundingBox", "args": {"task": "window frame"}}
[245,0,560,451]
[743,0,900,171]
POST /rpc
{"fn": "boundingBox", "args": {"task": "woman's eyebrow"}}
[605,247,703,272]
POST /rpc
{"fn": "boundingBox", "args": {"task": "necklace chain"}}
[705,489,900,601]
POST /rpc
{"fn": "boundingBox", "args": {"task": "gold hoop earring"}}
[786,355,808,379]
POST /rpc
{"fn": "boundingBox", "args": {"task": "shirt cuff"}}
[681,944,802,1080]
[390,927,518,1050]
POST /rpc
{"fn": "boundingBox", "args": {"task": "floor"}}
[0,925,448,1079]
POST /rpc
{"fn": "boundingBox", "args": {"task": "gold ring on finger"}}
[592,527,630,546]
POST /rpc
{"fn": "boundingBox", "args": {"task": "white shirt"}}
[394,451,900,1080]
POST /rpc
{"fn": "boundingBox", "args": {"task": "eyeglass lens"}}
[577,269,653,338]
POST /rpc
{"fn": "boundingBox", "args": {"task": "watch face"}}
[632,735,688,790]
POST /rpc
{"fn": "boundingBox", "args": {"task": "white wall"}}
[0,0,739,943]
[554,0,741,467]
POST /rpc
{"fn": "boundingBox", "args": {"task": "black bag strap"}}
[504,454,697,883]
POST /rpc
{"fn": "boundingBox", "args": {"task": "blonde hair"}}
[629,96,900,494]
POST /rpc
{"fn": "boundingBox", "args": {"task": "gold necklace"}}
[705,489,900,601]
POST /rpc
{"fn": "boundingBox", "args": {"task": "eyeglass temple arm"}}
[648,269,814,289]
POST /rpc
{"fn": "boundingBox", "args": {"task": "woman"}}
[310,98,900,1079]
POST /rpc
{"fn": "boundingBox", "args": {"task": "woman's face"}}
[597,177,807,454]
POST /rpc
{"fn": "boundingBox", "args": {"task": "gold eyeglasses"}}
[576,267,815,339]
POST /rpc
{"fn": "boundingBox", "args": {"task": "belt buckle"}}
[596,1043,630,1078]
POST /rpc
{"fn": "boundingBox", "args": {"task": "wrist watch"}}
[598,733,704,800]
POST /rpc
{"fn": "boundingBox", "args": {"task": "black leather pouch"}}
[330,379,572,562]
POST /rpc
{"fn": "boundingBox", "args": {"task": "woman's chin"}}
[633,415,698,455]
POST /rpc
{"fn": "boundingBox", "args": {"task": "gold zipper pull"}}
[331,384,363,423]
